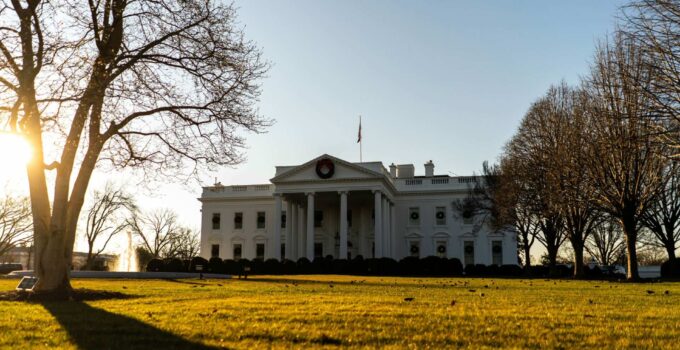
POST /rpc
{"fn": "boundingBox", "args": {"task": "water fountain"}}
[115,230,138,272]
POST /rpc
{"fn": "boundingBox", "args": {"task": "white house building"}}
[199,154,517,265]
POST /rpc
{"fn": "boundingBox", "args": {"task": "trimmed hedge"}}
[145,255,522,277]
[661,260,680,278]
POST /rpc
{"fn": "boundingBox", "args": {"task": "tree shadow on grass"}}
[42,301,222,350]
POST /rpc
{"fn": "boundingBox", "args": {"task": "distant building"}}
[199,154,517,265]
[1,246,117,271]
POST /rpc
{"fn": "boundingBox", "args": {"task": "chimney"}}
[396,164,415,178]
[389,163,397,178]
[424,160,434,177]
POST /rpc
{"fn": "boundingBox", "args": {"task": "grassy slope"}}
[0,276,679,349]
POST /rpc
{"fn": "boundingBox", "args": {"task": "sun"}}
[0,132,32,171]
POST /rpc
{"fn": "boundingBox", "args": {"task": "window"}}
[233,244,242,260]
[212,213,221,230]
[234,212,243,229]
[436,241,447,258]
[257,211,266,229]
[464,241,475,266]
[409,207,420,226]
[211,244,220,258]
[281,211,286,228]
[314,242,323,259]
[281,244,286,260]
[463,210,474,225]
[409,241,420,258]
[492,240,503,266]
[314,210,323,228]
[256,243,265,260]
[347,210,352,227]
[435,207,446,226]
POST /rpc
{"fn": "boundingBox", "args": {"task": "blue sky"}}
[217,0,624,186]
[0,1,628,251]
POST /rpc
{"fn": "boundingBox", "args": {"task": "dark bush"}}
[264,259,282,274]
[499,264,523,277]
[398,256,420,276]
[332,259,350,274]
[182,260,191,272]
[486,264,500,276]
[465,264,488,276]
[146,258,163,272]
[164,258,184,272]
[208,257,224,273]
[552,264,571,278]
[350,255,367,275]
[223,259,240,275]
[528,265,549,277]
[661,259,680,278]
[297,257,312,274]
[420,256,446,276]
[250,259,264,274]
[189,257,209,272]
[281,259,298,274]
[375,258,398,276]
[445,258,464,276]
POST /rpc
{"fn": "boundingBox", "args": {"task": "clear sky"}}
[1,1,627,253]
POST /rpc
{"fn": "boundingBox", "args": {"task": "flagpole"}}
[359,115,363,162]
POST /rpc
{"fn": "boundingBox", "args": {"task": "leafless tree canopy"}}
[0,193,32,257]
[584,34,669,280]
[586,217,626,266]
[82,183,136,269]
[0,0,268,293]
[128,208,179,259]
[622,0,680,148]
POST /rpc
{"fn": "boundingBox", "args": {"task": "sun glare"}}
[0,133,32,171]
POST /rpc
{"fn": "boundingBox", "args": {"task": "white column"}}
[285,201,293,261]
[339,191,348,260]
[390,203,395,259]
[373,190,383,258]
[273,195,282,260]
[382,196,388,259]
[298,204,305,260]
[306,192,315,260]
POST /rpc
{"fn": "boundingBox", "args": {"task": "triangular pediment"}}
[271,154,384,183]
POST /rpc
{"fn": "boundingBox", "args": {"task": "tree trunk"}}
[572,241,585,279]
[665,241,677,262]
[523,243,532,269]
[622,216,640,281]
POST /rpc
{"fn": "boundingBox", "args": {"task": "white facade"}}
[198,154,517,265]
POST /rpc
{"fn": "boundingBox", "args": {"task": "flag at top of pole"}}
[358,115,363,162]
[357,116,362,143]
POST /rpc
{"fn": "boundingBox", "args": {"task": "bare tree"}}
[82,184,136,270]
[0,194,32,257]
[586,217,626,266]
[584,34,668,280]
[639,162,680,261]
[166,227,200,261]
[495,159,541,270]
[504,89,575,274]
[621,1,680,151]
[0,1,268,295]
[129,208,180,259]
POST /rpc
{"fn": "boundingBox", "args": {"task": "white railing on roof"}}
[431,178,449,184]
[405,179,422,185]
[457,177,477,184]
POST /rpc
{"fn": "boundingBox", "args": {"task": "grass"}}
[0,275,679,349]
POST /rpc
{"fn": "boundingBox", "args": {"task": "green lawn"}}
[0,275,679,349]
